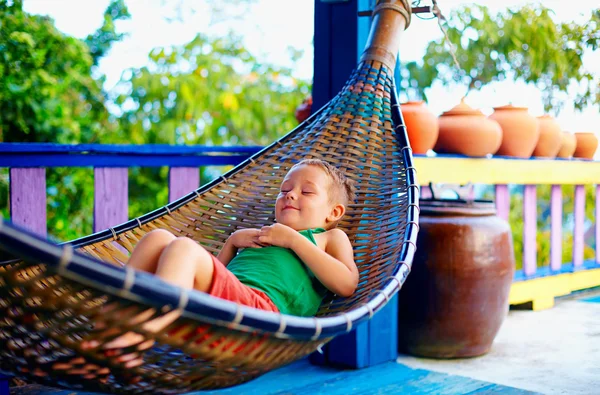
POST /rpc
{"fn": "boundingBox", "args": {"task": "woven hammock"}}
[0,1,418,393]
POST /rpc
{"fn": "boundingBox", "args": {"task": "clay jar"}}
[573,132,599,159]
[397,199,515,358]
[557,132,577,159]
[434,100,502,157]
[532,115,562,158]
[489,105,539,158]
[400,101,439,154]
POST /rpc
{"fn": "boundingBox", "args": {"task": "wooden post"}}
[494,184,510,222]
[169,167,200,203]
[523,185,537,276]
[550,185,563,271]
[9,168,47,236]
[94,168,128,233]
[596,185,600,265]
[573,185,585,268]
[0,374,9,395]
[310,295,398,368]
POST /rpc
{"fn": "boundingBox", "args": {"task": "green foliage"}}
[113,33,310,218]
[402,5,600,114]
[0,0,126,143]
[84,0,131,66]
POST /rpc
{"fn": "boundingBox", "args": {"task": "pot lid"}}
[420,198,497,216]
[493,103,529,111]
[440,99,484,117]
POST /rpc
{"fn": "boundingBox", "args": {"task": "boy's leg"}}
[154,237,215,292]
[127,229,176,273]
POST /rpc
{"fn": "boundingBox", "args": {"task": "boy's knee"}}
[145,229,176,243]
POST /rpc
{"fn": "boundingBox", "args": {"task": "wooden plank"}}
[415,156,600,185]
[9,168,47,236]
[94,168,128,233]
[367,294,398,366]
[573,185,585,268]
[322,322,369,368]
[169,167,200,203]
[550,185,563,271]
[523,185,537,276]
[494,184,510,222]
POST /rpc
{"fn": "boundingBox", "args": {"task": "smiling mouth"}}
[283,206,299,211]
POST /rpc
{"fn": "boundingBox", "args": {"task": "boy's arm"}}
[259,225,358,297]
[216,238,238,266]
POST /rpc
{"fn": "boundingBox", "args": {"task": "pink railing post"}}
[550,185,563,271]
[94,168,129,233]
[523,185,537,276]
[596,185,599,265]
[573,185,585,268]
[495,184,510,222]
[9,168,47,236]
[169,167,200,203]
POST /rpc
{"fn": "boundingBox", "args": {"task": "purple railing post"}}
[596,185,599,265]
[550,185,563,271]
[523,185,537,276]
[9,168,47,236]
[573,185,585,268]
[94,168,129,233]
[169,167,200,203]
[495,184,510,222]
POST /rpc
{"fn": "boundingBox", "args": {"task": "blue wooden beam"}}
[312,0,373,110]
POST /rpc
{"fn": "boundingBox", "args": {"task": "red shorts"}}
[207,255,279,313]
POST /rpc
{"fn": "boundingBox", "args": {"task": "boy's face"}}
[275,164,339,231]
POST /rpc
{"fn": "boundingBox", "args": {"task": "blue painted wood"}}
[0,143,261,154]
[513,259,600,281]
[9,358,535,395]
[313,1,365,110]
[0,374,9,395]
[311,295,398,369]
[368,294,398,366]
[0,154,251,168]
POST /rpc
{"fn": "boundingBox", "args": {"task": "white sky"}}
[22,0,600,135]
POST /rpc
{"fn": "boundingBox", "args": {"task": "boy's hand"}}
[231,229,266,248]
[258,223,298,249]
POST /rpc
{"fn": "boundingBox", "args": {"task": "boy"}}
[88,159,358,356]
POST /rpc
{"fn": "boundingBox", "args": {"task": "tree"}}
[114,32,311,218]
[0,0,130,142]
[401,5,600,115]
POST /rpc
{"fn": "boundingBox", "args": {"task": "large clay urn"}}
[557,132,577,159]
[489,104,539,158]
[398,196,515,358]
[532,115,562,158]
[434,100,502,157]
[400,101,439,154]
[573,132,599,159]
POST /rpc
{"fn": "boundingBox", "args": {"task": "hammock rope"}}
[0,1,419,393]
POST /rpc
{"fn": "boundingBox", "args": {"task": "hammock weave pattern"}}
[0,1,418,393]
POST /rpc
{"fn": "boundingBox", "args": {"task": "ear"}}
[326,203,346,224]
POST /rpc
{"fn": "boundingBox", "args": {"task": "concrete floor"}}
[397,295,600,395]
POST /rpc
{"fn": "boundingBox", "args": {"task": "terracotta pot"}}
[400,101,439,154]
[489,105,539,158]
[556,132,577,159]
[398,199,515,358]
[532,115,562,158]
[573,132,599,159]
[434,100,502,157]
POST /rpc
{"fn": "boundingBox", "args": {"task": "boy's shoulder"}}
[319,228,350,243]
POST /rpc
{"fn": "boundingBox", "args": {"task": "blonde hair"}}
[291,159,356,208]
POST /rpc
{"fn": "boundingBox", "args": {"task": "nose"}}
[285,190,297,200]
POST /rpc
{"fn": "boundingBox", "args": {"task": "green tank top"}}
[227,228,328,316]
